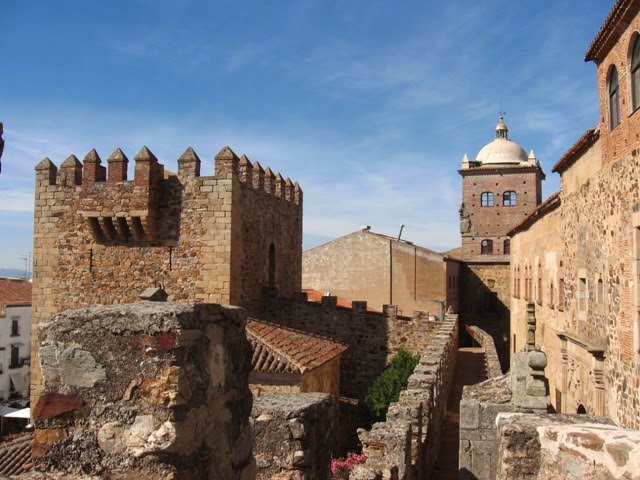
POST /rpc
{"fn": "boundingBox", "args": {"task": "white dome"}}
[476,137,529,165]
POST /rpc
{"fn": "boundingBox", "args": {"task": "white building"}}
[0,278,31,405]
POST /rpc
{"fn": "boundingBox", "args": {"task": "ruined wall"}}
[252,393,333,480]
[302,229,455,315]
[32,302,254,479]
[246,296,441,400]
[460,262,510,372]
[356,314,458,480]
[32,145,301,404]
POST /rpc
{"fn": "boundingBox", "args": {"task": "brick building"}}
[31,145,302,404]
[510,0,640,429]
[302,227,459,316]
[458,117,545,370]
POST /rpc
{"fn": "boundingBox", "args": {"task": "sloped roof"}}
[552,128,600,173]
[0,433,33,476]
[247,319,347,375]
[585,0,640,62]
[508,192,561,237]
[0,278,32,306]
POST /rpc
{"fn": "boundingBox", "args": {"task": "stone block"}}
[460,400,480,429]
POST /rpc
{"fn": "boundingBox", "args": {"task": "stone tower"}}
[458,117,545,369]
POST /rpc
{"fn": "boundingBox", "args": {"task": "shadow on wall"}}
[459,264,510,373]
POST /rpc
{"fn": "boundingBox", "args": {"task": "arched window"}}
[503,191,517,206]
[631,35,640,111]
[268,243,276,288]
[481,239,493,254]
[481,192,494,207]
[609,66,621,130]
[503,239,510,255]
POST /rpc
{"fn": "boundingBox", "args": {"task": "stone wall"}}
[460,263,510,372]
[245,296,441,400]
[32,302,255,479]
[494,413,639,480]
[252,393,333,480]
[31,145,302,406]
[355,313,458,480]
[459,374,515,480]
[465,325,502,379]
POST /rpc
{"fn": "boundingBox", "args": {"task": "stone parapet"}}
[252,393,333,480]
[465,325,503,379]
[459,375,514,480]
[32,302,254,480]
[494,413,632,480]
[356,314,459,480]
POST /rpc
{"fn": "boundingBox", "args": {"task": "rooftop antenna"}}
[397,224,405,242]
[19,252,31,279]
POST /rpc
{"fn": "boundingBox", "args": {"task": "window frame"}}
[630,34,640,112]
[481,192,494,207]
[481,239,493,254]
[608,65,621,130]
[503,191,517,207]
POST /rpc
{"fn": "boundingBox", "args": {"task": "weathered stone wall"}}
[302,229,457,315]
[356,314,458,480]
[252,393,333,480]
[494,413,638,480]
[509,202,565,412]
[459,374,515,480]
[32,302,254,479]
[513,144,640,426]
[466,325,502,379]
[245,296,441,400]
[460,262,510,372]
[31,145,302,405]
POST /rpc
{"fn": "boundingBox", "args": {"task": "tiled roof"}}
[0,433,33,477]
[507,192,561,237]
[585,0,640,62]
[247,319,347,374]
[0,278,32,306]
[552,128,600,173]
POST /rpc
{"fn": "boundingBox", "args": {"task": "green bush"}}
[364,347,421,421]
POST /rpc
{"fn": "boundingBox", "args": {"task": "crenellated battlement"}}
[35,145,302,244]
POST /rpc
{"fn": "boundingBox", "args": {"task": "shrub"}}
[364,347,421,421]
[331,452,366,480]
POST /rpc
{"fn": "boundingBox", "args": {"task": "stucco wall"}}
[302,229,454,315]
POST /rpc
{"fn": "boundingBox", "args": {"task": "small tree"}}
[364,347,420,421]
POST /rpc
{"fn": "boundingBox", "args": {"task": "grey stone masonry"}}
[32,302,255,480]
[494,413,639,480]
[252,393,333,480]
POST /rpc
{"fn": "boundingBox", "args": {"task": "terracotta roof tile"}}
[0,433,33,477]
[0,279,32,306]
[508,192,561,237]
[585,0,640,62]
[552,128,600,173]
[246,319,347,374]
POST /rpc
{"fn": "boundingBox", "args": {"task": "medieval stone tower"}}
[31,145,303,402]
[458,117,544,369]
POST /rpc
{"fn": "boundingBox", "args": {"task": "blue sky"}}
[1,0,613,269]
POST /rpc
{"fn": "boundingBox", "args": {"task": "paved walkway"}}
[432,347,487,480]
